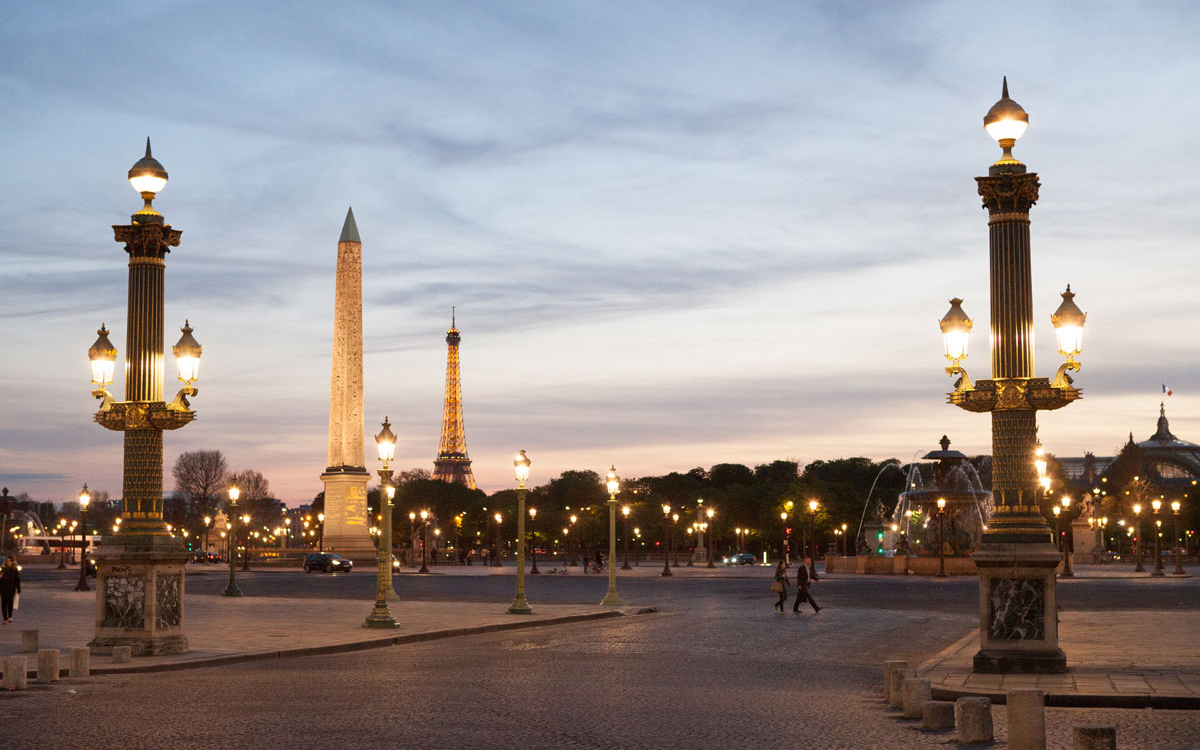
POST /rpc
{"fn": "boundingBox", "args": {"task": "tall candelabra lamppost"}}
[1132,504,1145,572]
[601,466,625,606]
[509,450,533,614]
[936,497,948,578]
[780,512,789,566]
[223,487,243,597]
[661,504,673,577]
[240,514,252,571]
[528,507,540,574]
[1151,499,1165,577]
[621,506,632,570]
[364,418,399,628]
[705,508,716,568]
[1059,497,1074,577]
[75,485,92,592]
[87,141,202,655]
[1171,501,1185,575]
[419,510,430,573]
[493,512,503,568]
[938,80,1087,673]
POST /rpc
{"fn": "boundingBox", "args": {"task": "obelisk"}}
[320,207,374,560]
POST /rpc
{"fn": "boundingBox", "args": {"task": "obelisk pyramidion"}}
[320,207,374,560]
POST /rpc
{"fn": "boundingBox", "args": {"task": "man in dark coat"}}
[0,557,21,623]
[792,556,821,613]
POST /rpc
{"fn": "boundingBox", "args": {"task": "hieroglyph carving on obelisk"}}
[320,207,373,559]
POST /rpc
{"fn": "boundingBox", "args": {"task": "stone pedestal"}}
[89,534,189,656]
[972,542,1066,673]
[320,469,374,562]
[1071,519,1099,564]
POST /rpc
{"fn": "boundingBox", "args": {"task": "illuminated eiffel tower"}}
[432,308,476,489]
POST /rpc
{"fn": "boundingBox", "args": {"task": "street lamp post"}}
[364,418,399,628]
[240,514,251,571]
[223,487,243,597]
[1171,501,1185,575]
[202,516,212,563]
[75,484,91,590]
[1151,499,1165,577]
[807,499,819,561]
[419,510,430,573]
[508,450,533,614]
[939,81,1082,673]
[661,504,673,577]
[1133,504,1145,572]
[621,506,632,570]
[88,141,199,655]
[601,466,624,606]
[529,507,540,575]
[706,508,716,568]
[493,512,503,568]
[840,522,849,557]
[317,513,324,551]
[781,511,789,566]
[568,515,578,566]
[936,497,948,578]
[1060,497,1075,577]
[671,513,680,566]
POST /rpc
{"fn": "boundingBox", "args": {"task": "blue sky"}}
[2,1,1198,503]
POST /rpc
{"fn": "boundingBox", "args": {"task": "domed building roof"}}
[1132,403,1200,483]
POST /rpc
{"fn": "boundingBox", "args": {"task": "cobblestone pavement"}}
[2,573,1198,749]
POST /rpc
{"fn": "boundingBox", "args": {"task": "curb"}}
[928,685,1200,710]
[918,627,1200,710]
[58,606,657,677]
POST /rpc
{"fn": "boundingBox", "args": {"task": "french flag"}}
[1163,384,1173,396]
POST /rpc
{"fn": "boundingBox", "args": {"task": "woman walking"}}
[771,560,789,612]
[0,557,21,624]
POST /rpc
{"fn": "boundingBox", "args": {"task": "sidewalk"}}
[0,588,653,677]
[920,610,1200,709]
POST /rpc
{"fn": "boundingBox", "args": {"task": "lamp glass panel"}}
[942,329,969,361]
[91,357,115,386]
[985,118,1028,143]
[1055,324,1083,356]
[129,174,167,194]
[176,355,199,384]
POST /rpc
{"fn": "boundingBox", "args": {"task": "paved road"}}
[4,570,1197,749]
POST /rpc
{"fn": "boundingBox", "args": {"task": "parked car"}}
[303,552,353,573]
[723,552,756,566]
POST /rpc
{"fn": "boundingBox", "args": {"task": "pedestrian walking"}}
[793,556,821,614]
[771,560,789,611]
[0,556,21,624]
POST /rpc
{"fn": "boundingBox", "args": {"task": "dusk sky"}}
[2,1,1198,505]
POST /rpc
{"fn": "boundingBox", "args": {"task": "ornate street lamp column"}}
[601,466,624,606]
[1172,501,1185,575]
[509,451,533,614]
[88,141,199,655]
[528,507,540,574]
[660,504,673,577]
[1151,500,1165,577]
[621,506,632,570]
[223,487,243,597]
[936,497,948,578]
[74,484,91,590]
[942,80,1086,673]
[364,418,399,628]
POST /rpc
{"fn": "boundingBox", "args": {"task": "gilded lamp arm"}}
[168,385,198,412]
[1051,360,1080,390]
[946,363,974,393]
[92,387,116,413]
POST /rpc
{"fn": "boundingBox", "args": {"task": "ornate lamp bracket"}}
[949,376,1080,413]
[168,386,198,412]
[1050,359,1081,390]
[946,363,974,393]
[94,400,196,432]
[92,387,116,413]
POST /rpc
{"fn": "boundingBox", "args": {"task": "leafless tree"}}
[227,469,275,526]
[398,467,432,484]
[172,450,228,519]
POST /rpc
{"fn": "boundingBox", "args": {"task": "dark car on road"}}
[303,552,353,573]
[190,551,222,564]
[723,552,756,566]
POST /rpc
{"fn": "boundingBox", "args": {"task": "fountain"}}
[832,436,992,575]
[889,436,992,573]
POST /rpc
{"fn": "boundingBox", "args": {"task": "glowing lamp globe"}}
[375,417,397,463]
[1051,285,1086,358]
[606,465,620,496]
[983,78,1029,158]
[513,449,531,484]
[172,321,202,385]
[939,298,973,362]
[89,324,118,386]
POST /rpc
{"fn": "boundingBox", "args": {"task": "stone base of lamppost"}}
[971,541,1066,674]
[691,546,706,564]
[600,589,625,607]
[89,533,190,656]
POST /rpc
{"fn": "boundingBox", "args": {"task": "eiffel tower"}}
[432,308,476,489]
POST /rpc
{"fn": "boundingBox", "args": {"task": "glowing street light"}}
[508,450,533,614]
[600,466,624,606]
[223,486,243,597]
[661,504,673,578]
